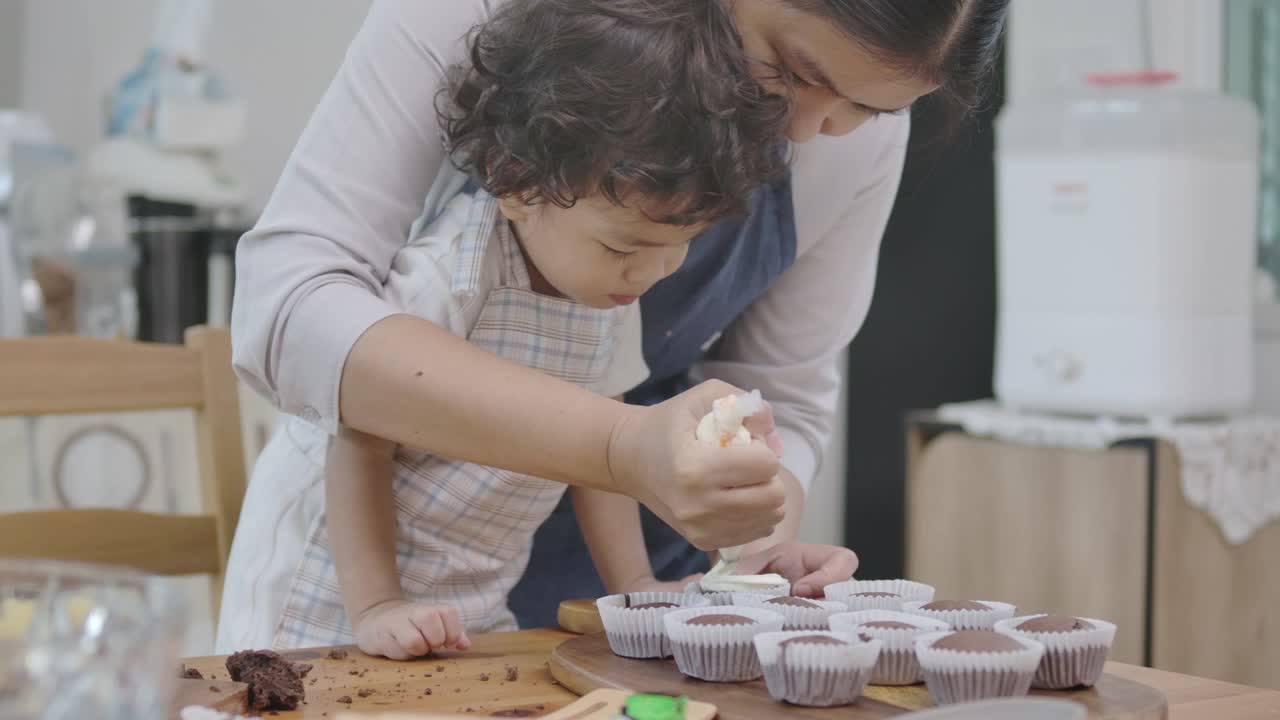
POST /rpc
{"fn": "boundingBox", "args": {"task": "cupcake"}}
[914,630,1046,705]
[663,607,784,682]
[688,574,791,606]
[823,580,935,612]
[733,595,847,630]
[828,610,951,685]
[994,614,1117,689]
[753,631,881,707]
[903,599,1016,630]
[596,592,710,659]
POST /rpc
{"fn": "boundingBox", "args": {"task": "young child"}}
[216,0,788,656]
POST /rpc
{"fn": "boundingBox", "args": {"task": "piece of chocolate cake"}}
[226,650,306,712]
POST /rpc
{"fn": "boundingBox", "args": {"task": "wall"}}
[0,1,24,107]
[17,0,372,213]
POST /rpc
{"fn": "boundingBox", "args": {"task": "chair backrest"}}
[0,326,247,612]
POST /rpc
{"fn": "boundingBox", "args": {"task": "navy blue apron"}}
[507,170,799,628]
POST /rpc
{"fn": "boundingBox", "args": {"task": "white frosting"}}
[699,573,788,593]
[694,389,763,447]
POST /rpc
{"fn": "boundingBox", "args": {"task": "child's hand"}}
[618,573,704,595]
[733,542,859,598]
[355,600,472,660]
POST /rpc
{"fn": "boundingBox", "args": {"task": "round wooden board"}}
[549,633,1168,720]
[558,598,605,635]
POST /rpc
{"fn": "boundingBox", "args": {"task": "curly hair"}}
[438,0,791,226]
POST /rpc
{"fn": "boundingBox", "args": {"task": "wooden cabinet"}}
[904,415,1280,690]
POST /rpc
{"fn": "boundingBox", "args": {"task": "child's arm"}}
[326,428,471,659]
[571,486,702,594]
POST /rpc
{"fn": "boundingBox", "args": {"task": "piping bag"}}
[695,390,786,587]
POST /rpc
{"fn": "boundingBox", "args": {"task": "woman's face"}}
[729,0,941,142]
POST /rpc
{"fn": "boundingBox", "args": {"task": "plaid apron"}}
[271,194,622,648]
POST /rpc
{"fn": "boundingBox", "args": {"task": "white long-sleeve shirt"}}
[231,0,909,490]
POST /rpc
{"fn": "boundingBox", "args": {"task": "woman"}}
[231,0,1008,628]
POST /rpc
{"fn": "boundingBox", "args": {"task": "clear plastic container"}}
[0,559,186,720]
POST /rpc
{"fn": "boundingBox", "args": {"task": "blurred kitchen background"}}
[0,0,1276,688]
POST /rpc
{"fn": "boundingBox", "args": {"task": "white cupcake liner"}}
[828,610,951,685]
[903,600,1017,630]
[596,593,710,659]
[685,579,791,607]
[994,615,1117,689]
[733,594,847,630]
[754,631,880,707]
[823,579,935,609]
[914,630,1046,705]
[663,607,785,682]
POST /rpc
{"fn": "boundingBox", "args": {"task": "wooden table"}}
[180,629,1280,719]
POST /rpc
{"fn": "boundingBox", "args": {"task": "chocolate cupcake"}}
[828,610,951,685]
[903,599,1017,630]
[662,607,784,682]
[596,592,710,659]
[823,580,935,612]
[733,594,848,630]
[753,631,880,707]
[688,575,791,606]
[914,630,1045,705]
[994,614,1117,689]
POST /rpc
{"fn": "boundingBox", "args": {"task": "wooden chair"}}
[0,326,248,616]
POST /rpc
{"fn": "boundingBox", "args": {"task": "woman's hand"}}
[607,380,786,551]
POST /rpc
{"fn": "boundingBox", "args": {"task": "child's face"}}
[498,195,706,309]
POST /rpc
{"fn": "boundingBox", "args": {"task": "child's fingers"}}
[437,606,466,649]
[455,629,472,651]
[389,617,431,657]
[409,606,449,649]
[379,626,413,661]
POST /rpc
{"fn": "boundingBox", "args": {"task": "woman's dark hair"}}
[781,0,1009,124]
[440,0,790,226]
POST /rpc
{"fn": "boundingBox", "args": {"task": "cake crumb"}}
[479,673,490,682]
[327,648,349,660]
[357,689,376,698]
[336,696,352,704]
[436,665,445,672]
[180,664,204,680]
[504,665,519,681]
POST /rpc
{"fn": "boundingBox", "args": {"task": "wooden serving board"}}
[549,633,1168,720]
[338,688,717,719]
[558,598,605,635]
[170,677,249,718]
